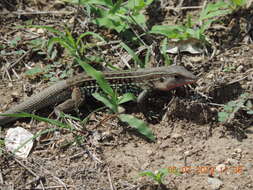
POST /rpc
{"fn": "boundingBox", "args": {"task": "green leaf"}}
[224,101,236,112]
[218,111,229,122]
[65,29,77,49]
[119,114,155,141]
[25,66,44,76]
[77,59,114,96]
[200,1,231,20]
[160,38,172,65]
[139,170,157,180]
[110,0,123,14]
[231,0,246,6]
[120,42,143,67]
[150,25,189,39]
[246,100,252,109]
[139,168,170,184]
[94,16,127,33]
[131,13,146,26]
[48,37,75,56]
[92,92,117,113]
[200,9,231,20]
[0,113,70,129]
[247,110,253,115]
[118,93,136,104]
[77,31,106,45]
[25,25,64,36]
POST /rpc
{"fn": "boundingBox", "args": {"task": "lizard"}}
[0,65,197,126]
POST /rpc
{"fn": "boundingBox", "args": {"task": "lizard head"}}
[152,65,198,91]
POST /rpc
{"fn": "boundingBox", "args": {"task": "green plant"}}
[78,59,155,141]
[25,62,75,82]
[139,168,180,185]
[21,25,156,140]
[25,25,105,60]
[23,25,106,78]
[218,93,253,123]
[27,37,51,58]
[0,36,26,56]
[149,1,234,63]
[228,0,247,10]
[65,0,153,33]
[150,1,231,42]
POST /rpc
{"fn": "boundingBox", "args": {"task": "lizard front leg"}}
[54,87,84,118]
[137,89,150,110]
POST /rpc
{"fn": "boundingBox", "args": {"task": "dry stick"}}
[52,176,68,190]
[0,171,3,184]
[165,6,203,11]
[14,158,38,177]
[14,158,45,189]
[0,11,74,15]
[9,49,31,70]
[94,113,119,129]
[107,167,115,190]
[29,185,73,189]
[2,58,12,80]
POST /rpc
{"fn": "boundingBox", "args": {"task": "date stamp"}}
[167,165,244,175]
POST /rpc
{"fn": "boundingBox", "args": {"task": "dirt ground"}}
[0,0,253,190]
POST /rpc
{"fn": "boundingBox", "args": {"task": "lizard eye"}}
[174,75,180,79]
[159,77,165,82]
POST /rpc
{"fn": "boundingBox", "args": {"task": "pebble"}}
[226,158,238,165]
[171,133,182,139]
[207,177,223,190]
[206,73,214,79]
[236,65,244,72]
[235,148,242,153]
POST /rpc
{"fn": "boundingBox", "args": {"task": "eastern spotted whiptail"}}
[0,65,197,125]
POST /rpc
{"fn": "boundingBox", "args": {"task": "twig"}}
[8,49,31,70]
[165,6,203,10]
[14,158,38,177]
[0,11,74,16]
[94,113,119,129]
[107,167,115,190]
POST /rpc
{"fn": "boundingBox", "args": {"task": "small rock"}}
[11,91,19,97]
[147,149,153,156]
[188,56,203,63]
[208,177,223,190]
[236,65,244,72]
[226,158,238,165]
[235,148,242,153]
[184,151,190,156]
[206,73,214,79]
[8,82,13,87]
[37,28,45,34]
[171,133,182,139]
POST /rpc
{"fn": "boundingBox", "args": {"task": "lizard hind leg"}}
[54,87,85,119]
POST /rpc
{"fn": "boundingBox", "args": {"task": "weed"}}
[16,25,156,141]
[150,1,231,43]
[228,0,247,10]
[65,0,153,33]
[78,59,155,141]
[139,168,181,185]
[218,93,253,123]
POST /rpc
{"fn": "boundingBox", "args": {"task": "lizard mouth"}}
[166,79,196,91]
